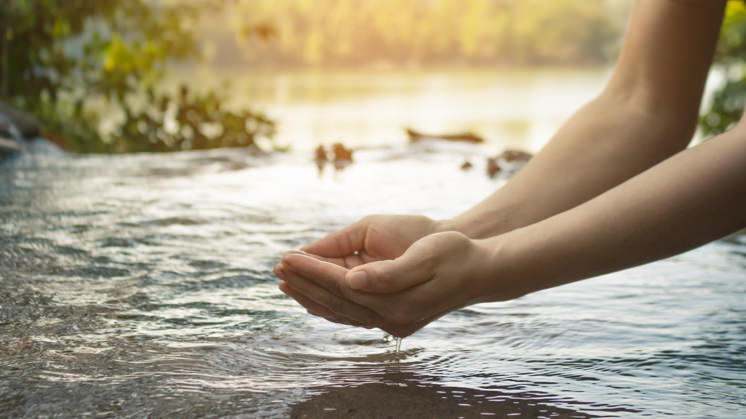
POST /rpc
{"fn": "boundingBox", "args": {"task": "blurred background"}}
[3,4,746,417]
[1,0,745,154]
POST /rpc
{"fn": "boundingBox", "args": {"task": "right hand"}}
[277,231,500,337]
[274,214,446,326]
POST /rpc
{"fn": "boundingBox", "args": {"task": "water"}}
[2,68,745,417]
[186,67,614,151]
[1,143,744,417]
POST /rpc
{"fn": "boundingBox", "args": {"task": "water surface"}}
[1,144,744,417]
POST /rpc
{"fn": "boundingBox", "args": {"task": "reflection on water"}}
[188,67,613,151]
[1,145,744,417]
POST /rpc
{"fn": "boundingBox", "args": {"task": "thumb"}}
[345,244,435,293]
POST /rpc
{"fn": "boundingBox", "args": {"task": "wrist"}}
[471,232,532,303]
[434,216,506,239]
[437,202,522,240]
[433,218,456,234]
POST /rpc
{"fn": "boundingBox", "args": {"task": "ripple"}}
[1,149,745,417]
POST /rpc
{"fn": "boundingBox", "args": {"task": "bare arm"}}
[480,125,746,301]
[274,0,737,337]
[282,0,724,270]
[278,125,746,337]
[446,0,725,238]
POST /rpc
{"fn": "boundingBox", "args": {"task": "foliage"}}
[113,85,275,153]
[700,1,746,136]
[226,0,622,67]
[0,0,274,153]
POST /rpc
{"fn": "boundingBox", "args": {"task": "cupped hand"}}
[276,231,499,337]
[293,214,444,269]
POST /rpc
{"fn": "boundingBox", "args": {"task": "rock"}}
[313,143,354,173]
[497,149,532,162]
[314,144,328,163]
[331,142,353,162]
[486,148,532,179]
[486,157,501,177]
[460,160,473,170]
[406,127,484,144]
[0,136,24,157]
[0,101,41,139]
[331,143,353,170]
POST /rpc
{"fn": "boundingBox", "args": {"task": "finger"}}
[283,252,408,314]
[279,281,361,326]
[279,280,339,320]
[283,250,361,270]
[283,263,434,337]
[282,252,349,296]
[344,242,436,293]
[274,263,288,279]
[300,220,367,258]
[280,263,381,326]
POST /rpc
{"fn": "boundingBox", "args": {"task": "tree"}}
[0,0,274,152]
[700,1,746,136]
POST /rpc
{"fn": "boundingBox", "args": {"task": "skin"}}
[275,0,743,338]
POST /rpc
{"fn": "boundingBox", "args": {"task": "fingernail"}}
[347,271,369,289]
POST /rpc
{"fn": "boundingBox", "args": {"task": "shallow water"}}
[1,145,745,418]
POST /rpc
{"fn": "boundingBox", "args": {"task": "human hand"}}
[288,214,445,270]
[276,231,500,337]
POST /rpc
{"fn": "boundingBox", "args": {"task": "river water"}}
[1,144,744,417]
[1,69,745,417]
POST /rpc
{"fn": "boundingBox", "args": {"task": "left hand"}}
[276,231,498,337]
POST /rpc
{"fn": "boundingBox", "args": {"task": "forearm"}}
[444,94,696,238]
[480,127,746,301]
[443,0,724,240]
